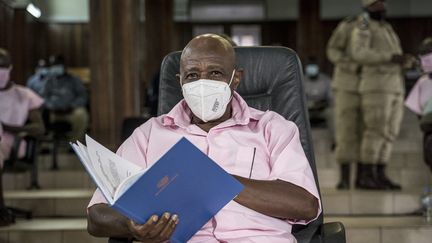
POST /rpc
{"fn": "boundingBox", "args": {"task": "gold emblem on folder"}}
[155,174,179,196]
[158,176,170,189]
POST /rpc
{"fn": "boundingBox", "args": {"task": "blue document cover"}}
[111,137,244,243]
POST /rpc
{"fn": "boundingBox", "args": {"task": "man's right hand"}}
[127,212,179,242]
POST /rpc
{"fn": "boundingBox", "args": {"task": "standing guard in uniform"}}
[327,0,411,190]
[327,12,363,190]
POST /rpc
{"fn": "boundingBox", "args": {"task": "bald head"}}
[177,33,241,91]
[181,34,235,71]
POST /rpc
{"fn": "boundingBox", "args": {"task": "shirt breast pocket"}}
[234,146,269,180]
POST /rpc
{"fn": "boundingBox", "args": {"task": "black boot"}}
[336,163,350,190]
[355,163,385,190]
[375,164,401,190]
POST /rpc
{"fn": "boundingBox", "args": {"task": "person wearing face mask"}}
[27,58,50,96]
[0,48,45,226]
[303,57,332,126]
[327,11,364,191]
[40,55,89,142]
[86,34,320,243]
[28,59,50,91]
[405,37,432,172]
[349,0,417,191]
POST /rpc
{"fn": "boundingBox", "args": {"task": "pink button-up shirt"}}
[0,123,4,165]
[0,84,44,165]
[405,75,432,115]
[88,92,321,243]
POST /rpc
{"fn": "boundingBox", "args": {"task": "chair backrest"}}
[158,46,323,242]
[121,117,149,142]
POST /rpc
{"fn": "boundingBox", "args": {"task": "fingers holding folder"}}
[128,212,179,242]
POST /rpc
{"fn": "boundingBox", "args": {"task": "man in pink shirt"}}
[0,48,45,226]
[87,35,321,242]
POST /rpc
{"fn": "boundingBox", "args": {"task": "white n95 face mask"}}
[181,70,235,122]
[305,64,319,77]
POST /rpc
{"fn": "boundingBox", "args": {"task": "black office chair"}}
[108,47,345,243]
[4,135,40,190]
[121,117,149,142]
[40,109,72,170]
[3,135,39,219]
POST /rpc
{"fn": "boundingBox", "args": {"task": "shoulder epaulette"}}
[343,15,357,24]
[356,15,369,30]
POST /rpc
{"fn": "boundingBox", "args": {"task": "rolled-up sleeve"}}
[405,78,424,115]
[25,88,44,110]
[266,115,322,224]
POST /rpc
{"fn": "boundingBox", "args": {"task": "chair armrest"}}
[321,222,346,243]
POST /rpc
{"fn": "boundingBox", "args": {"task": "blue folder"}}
[112,137,244,242]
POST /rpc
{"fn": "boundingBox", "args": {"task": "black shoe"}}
[375,164,401,190]
[336,163,350,190]
[355,163,386,190]
[0,208,15,227]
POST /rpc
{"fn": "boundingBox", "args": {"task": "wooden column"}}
[144,0,175,89]
[0,2,14,59]
[89,0,141,149]
[11,8,31,85]
[296,0,322,62]
[0,2,33,85]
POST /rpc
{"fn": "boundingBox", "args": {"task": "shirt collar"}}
[162,91,258,128]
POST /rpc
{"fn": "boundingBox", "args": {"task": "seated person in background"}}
[27,58,50,96]
[405,37,432,117]
[0,48,45,226]
[41,55,89,141]
[303,57,332,125]
[87,34,320,243]
[405,37,432,172]
[0,123,14,226]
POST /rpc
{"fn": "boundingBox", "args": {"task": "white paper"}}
[71,143,115,204]
[70,134,143,204]
[114,170,147,201]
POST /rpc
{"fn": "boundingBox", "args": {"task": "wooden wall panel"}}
[29,22,89,68]
[297,0,321,62]
[0,2,89,85]
[390,17,432,56]
[0,3,33,85]
[0,2,13,51]
[144,0,175,92]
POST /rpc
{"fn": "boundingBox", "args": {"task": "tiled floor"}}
[326,216,432,243]
[321,188,424,215]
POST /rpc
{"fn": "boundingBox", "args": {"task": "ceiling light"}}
[26,3,41,18]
